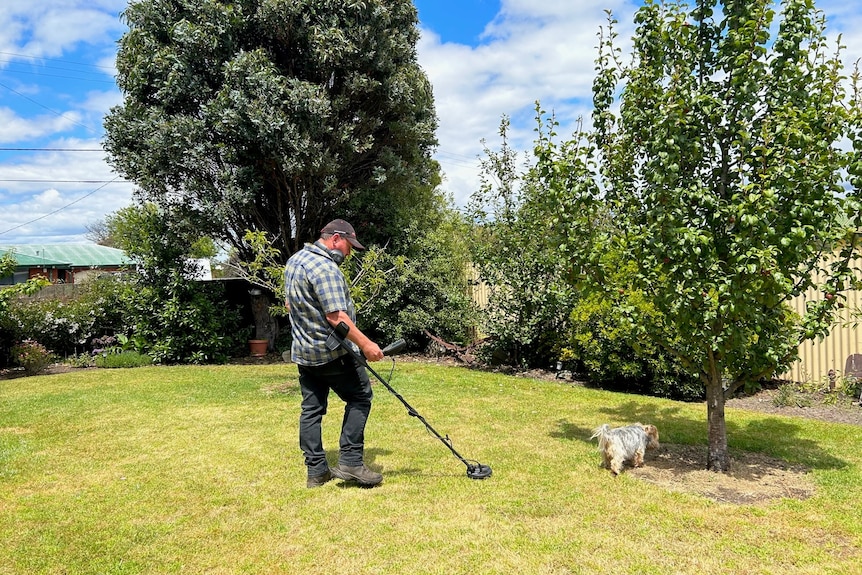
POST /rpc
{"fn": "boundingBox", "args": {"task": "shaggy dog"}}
[590,423,659,475]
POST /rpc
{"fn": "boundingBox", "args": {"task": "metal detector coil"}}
[466,463,493,480]
[327,322,492,480]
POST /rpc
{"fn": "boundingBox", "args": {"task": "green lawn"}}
[1,362,861,574]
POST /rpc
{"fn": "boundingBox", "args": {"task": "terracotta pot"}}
[248,339,269,357]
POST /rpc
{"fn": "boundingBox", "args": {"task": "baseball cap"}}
[321,219,365,250]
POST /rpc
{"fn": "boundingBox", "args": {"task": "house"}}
[0,244,137,285]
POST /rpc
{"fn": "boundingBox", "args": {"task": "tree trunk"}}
[249,290,277,347]
[704,376,731,472]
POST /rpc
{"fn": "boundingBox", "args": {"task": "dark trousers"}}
[298,354,373,477]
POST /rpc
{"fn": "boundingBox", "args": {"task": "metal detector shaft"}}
[325,322,491,479]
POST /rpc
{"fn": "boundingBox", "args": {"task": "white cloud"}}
[0,180,134,244]
[422,1,861,208]
[0,1,127,59]
[0,135,133,243]
[0,137,117,185]
[79,89,122,117]
[419,3,637,206]
[21,9,123,57]
[0,107,82,143]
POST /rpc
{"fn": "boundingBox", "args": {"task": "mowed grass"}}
[1,361,861,574]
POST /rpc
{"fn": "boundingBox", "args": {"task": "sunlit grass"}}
[1,362,861,574]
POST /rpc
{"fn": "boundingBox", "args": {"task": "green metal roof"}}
[0,251,68,267]
[0,245,136,268]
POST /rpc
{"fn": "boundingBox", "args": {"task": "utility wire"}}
[0,176,125,237]
[0,179,127,183]
[0,79,98,134]
[0,51,115,71]
[0,68,116,84]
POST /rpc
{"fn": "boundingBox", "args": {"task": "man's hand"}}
[362,341,383,362]
[326,311,383,361]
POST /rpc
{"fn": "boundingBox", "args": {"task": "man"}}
[284,219,385,488]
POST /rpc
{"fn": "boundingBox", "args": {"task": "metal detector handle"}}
[382,339,406,356]
[326,322,401,361]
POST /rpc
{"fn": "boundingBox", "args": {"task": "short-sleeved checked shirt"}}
[284,241,357,366]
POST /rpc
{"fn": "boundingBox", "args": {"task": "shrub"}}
[355,244,480,350]
[8,299,89,357]
[94,351,153,369]
[567,286,703,401]
[64,353,95,368]
[11,339,54,375]
[122,279,245,364]
[5,275,133,359]
[6,274,245,366]
[773,383,811,408]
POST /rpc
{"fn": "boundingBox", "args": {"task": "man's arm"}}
[326,310,383,361]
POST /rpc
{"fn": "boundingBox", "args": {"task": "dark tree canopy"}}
[104,0,439,258]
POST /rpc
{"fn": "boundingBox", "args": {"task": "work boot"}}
[306,469,333,488]
[331,463,383,487]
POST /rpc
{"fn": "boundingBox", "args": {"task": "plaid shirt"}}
[284,241,356,366]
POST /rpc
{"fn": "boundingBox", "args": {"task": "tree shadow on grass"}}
[550,400,686,445]
[550,400,847,504]
[552,399,847,472]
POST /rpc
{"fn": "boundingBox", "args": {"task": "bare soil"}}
[8,355,859,505]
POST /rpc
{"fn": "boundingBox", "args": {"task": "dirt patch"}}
[0,364,80,379]
[628,443,816,505]
[726,388,862,426]
[636,389,860,505]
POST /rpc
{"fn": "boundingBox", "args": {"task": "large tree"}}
[531,0,862,471]
[104,0,438,258]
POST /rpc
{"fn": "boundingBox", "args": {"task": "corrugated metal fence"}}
[782,283,862,384]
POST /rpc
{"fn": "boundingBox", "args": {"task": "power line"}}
[0,68,116,84]
[0,177,124,237]
[0,148,103,152]
[0,179,127,183]
[437,150,480,161]
[0,50,115,71]
[0,79,98,134]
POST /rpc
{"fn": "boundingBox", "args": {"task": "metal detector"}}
[325,322,492,480]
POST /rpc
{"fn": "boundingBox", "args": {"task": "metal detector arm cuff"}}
[324,320,352,352]
[324,318,387,364]
[333,320,350,340]
[324,318,379,364]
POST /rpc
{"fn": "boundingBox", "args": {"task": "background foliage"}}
[0,254,50,367]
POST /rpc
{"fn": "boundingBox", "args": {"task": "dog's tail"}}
[589,424,611,450]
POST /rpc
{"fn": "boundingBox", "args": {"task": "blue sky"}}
[0,1,860,245]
